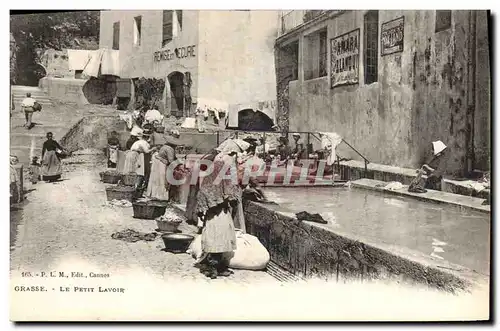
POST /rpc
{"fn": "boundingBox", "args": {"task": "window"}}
[319,30,327,77]
[162,10,183,47]
[176,10,183,30]
[162,10,173,46]
[133,16,142,46]
[435,10,452,32]
[112,22,120,50]
[363,10,379,84]
[75,70,84,79]
[304,29,328,80]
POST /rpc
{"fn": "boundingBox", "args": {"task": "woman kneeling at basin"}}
[408,140,449,193]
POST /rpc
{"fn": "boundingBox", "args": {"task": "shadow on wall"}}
[238,108,274,131]
[82,76,117,105]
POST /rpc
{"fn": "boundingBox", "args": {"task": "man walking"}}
[21,93,37,129]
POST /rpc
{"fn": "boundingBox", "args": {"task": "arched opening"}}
[168,71,185,117]
[82,75,117,105]
[237,108,274,131]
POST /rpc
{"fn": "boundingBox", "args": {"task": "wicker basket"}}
[105,185,136,202]
[100,171,121,184]
[121,173,140,186]
[156,219,182,232]
[132,200,169,220]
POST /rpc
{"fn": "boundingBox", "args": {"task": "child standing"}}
[29,156,41,184]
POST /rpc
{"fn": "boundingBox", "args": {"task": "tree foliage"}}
[10,11,100,85]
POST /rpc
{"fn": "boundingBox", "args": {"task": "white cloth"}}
[67,49,92,71]
[227,104,239,128]
[432,140,447,155]
[216,140,240,155]
[319,132,342,166]
[384,181,404,191]
[101,49,120,76]
[180,117,197,129]
[83,49,120,78]
[144,109,163,123]
[130,126,143,137]
[130,139,151,153]
[188,231,270,270]
[21,97,36,107]
[468,182,486,192]
[216,139,251,155]
[119,113,135,130]
[83,49,104,77]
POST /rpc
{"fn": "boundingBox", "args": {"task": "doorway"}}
[237,108,274,131]
[168,71,184,117]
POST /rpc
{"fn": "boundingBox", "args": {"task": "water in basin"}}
[263,187,490,276]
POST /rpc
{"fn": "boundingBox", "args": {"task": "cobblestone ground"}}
[10,149,276,285]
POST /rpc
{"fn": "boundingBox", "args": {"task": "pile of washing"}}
[111,229,158,243]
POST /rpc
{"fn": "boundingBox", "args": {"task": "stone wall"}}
[243,200,472,292]
[277,10,490,177]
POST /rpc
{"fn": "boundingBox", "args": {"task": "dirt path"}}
[10,151,275,284]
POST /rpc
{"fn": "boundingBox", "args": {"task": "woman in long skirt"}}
[123,132,156,192]
[185,139,250,227]
[145,138,177,201]
[195,156,242,279]
[41,132,66,182]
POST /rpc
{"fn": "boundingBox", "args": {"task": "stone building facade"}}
[275,10,490,176]
[100,10,279,123]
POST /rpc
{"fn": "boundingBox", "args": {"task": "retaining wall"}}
[243,199,481,293]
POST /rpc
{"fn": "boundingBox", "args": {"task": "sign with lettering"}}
[154,45,196,62]
[330,29,360,88]
[381,16,404,56]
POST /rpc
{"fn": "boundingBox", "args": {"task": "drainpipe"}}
[466,10,477,176]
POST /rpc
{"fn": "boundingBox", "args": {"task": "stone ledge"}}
[351,178,490,214]
[170,201,486,293]
[242,200,487,293]
[337,160,490,201]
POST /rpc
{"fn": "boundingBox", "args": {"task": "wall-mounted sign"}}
[154,45,196,62]
[330,29,360,88]
[381,16,404,56]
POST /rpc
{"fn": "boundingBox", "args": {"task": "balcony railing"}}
[278,10,339,37]
[280,10,306,36]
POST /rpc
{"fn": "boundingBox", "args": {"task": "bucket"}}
[100,170,121,184]
[121,173,140,186]
[105,185,136,202]
[132,200,169,220]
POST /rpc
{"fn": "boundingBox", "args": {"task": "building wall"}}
[100,10,200,101]
[196,10,279,105]
[278,10,490,176]
[100,10,280,117]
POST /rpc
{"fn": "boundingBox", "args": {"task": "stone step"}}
[13,96,52,101]
[10,146,43,164]
[335,159,490,201]
[10,134,48,147]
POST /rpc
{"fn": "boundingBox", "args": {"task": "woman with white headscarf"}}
[194,138,251,279]
[123,129,158,191]
[185,138,250,227]
[408,140,450,193]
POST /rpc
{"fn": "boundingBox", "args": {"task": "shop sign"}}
[381,16,404,56]
[330,29,360,88]
[154,45,196,62]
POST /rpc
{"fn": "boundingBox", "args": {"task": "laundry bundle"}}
[319,132,342,166]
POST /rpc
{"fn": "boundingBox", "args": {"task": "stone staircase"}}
[10,85,72,165]
[11,85,53,109]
